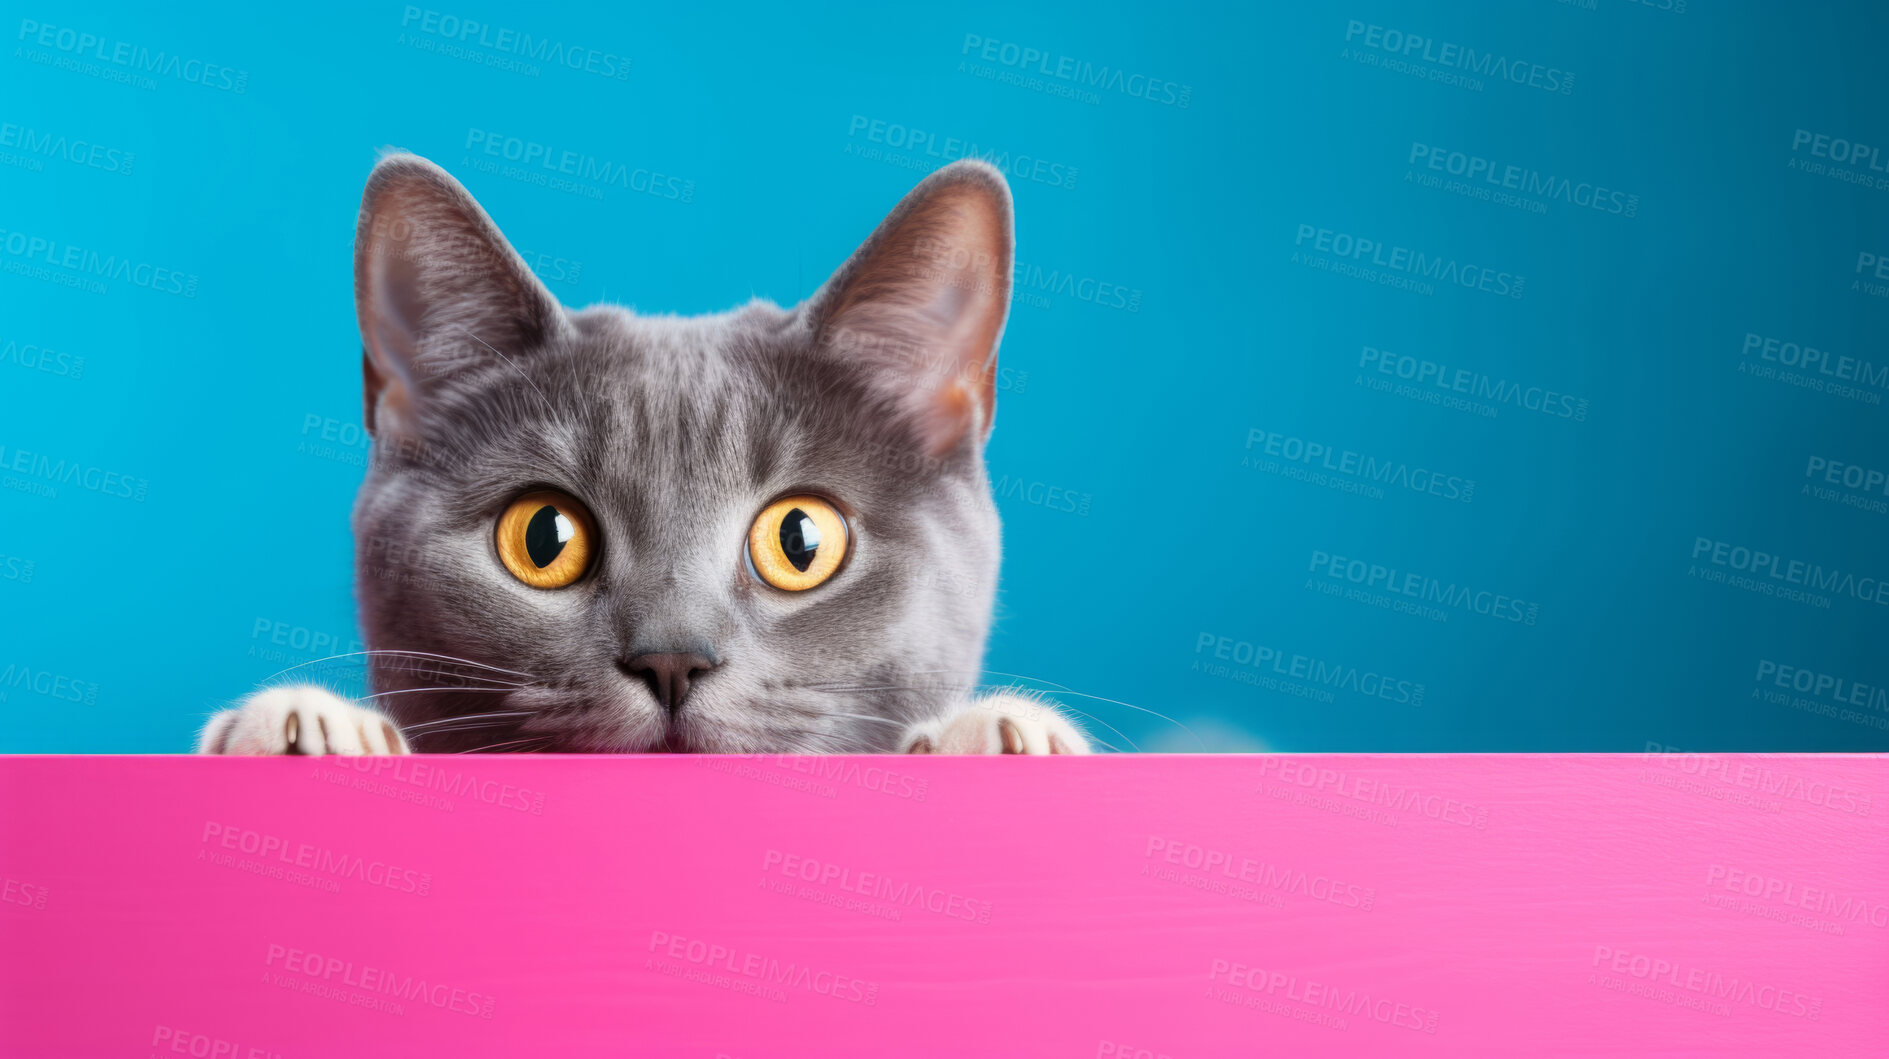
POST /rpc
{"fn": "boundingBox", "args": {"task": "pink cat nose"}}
[620,653,718,713]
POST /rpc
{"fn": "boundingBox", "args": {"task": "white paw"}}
[198,686,410,756]
[900,693,1090,754]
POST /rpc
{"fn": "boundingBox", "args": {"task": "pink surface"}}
[2,752,1884,1057]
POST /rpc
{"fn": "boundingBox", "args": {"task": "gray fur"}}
[349,154,1014,753]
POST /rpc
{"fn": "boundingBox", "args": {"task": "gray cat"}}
[198,154,1087,756]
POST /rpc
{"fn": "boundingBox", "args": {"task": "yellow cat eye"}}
[748,496,849,591]
[495,491,597,589]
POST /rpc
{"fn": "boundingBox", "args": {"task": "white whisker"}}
[454,736,553,754]
[812,712,907,728]
[260,649,539,685]
[458,326,561,424]
[401,710,538,735]
[359,686,519,701]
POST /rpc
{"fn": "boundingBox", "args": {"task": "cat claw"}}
[198,686,410,756]
[899,694,1089,755]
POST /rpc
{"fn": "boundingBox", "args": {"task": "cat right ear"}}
[352,153,564,438]
[802,160,1014,457]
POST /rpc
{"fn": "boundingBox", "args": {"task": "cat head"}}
[349,154,1014,752]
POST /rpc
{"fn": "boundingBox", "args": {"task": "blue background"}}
[3,0,1887,753]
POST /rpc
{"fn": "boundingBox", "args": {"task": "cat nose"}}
[619,652,718,713]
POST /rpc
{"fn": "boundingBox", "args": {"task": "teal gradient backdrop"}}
[3,1,1886,752]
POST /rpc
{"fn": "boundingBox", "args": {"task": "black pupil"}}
[779,508,820,572]
[524,505,567,568]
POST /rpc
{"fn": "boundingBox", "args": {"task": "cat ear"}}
[352,153,564,437]
[804,160,1014,455]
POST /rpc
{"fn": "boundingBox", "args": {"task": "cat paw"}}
[197,686,410,756]
[899,693,1090,754]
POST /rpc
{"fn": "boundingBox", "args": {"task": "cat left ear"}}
[353,153,564,438]
[804,160,1014,456]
